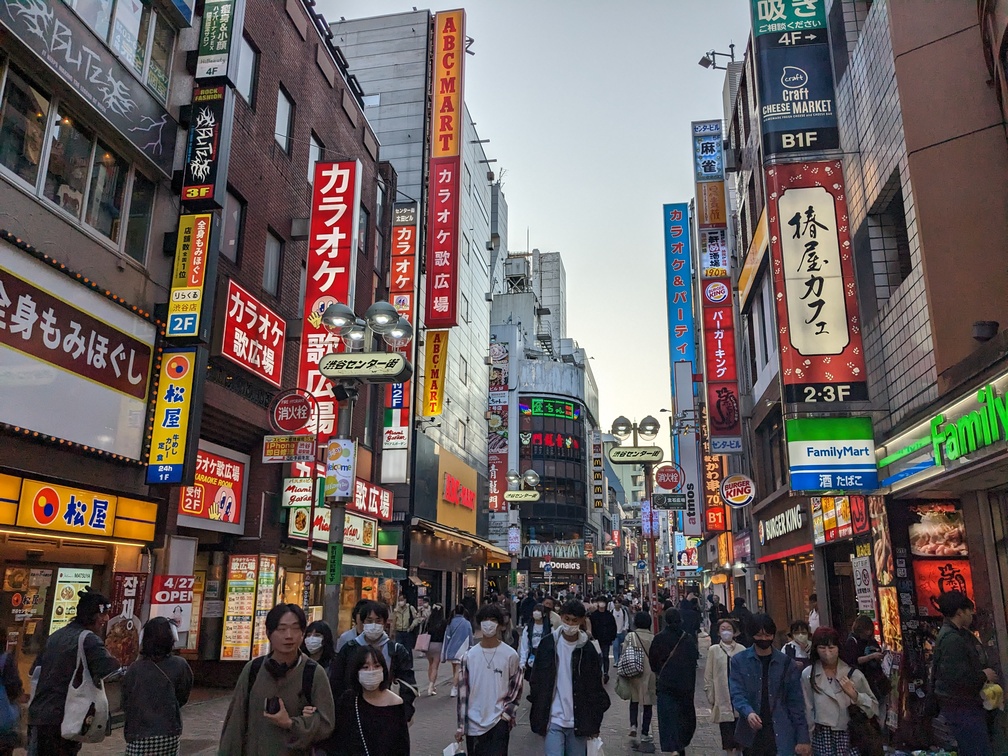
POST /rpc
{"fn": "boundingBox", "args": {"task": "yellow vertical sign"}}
[422,330,449,416]
[146,348,198,484]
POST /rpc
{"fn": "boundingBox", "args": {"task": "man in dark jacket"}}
[28,588,121,755]
[529,600,610,755]
[730,596,754,647]
[679,593,702,639]
[589,598,617,683]
[649,608,700,754]
[518,591,537,628]
[708,594,729,630]
[932,591,997,756]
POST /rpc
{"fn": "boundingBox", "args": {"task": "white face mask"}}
[358,668,384,691]
[720,630,735,643]
[480,620,498,636]
[532,611,543,621]
[793,633,809,645]
[363,623,384,641]
[819,646,839,666]
[561,623,580,638]
[304,635,324,653]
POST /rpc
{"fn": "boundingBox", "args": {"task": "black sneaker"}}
[604,674,610,684]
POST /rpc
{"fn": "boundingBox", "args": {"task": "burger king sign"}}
[720,474,755,509]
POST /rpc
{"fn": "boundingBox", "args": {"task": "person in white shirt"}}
[454,604,523,756]
[519,604,548,676]
[808,594,820,633]
[611,598,632,665]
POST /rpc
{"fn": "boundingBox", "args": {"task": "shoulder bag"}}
[845,669,885,756]
[614,631,644,679]
[414,620,431,654]
[60,631,110,743]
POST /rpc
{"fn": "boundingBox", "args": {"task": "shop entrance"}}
[823,540,857,635]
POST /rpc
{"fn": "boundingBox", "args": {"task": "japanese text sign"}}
[300,160,362,445]
[167,214,212,339]
[384,202,419,463]
[786,417,877,492]
[220,279,286,387]
[197,0,238,80]
[181,85,234,209]
[250,555,277,658]
[751,0,826,36]
[353,478,394,520]
[220,554,258,660]
[149,575,195,646]
[178,446,246,531]
[693,125,724,182]
[487,340,510,513]
[17,479,118,538]
[422,329,449,416]
[663,203,696,383]
[700,280,742,450]
[147,349,198,484]
[765,161,867,403]
[263,434,315,463]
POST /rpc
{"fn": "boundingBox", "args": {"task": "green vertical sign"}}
[326,542,344,586]
[196,0,237,80]
[750,0,826,37]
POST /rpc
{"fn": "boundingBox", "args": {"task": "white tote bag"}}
[60,631,110,743]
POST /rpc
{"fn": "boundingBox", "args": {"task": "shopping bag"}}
[614,673,633,701]
[443,741,464,755]
[415,631,431,654]
[60,631,110,743]
[614,633,644,678]
[587,735,605,756]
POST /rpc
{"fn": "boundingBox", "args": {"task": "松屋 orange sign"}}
[422,330,449,416]
[432,10,465,158]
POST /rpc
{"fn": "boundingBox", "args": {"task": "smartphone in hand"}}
[265,696,281,715]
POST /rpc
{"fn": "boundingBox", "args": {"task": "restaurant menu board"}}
[50,567,93,633]
[5,567,52,623]
[185,572,206,654]
[220,555,258,661]
[250,555,278,658]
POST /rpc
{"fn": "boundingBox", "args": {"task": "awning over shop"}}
[411,518,510,562]
[296,546,407,579]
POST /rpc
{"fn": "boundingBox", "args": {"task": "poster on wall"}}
[487,339,510,513]
[185,572,206,654]
[149,575,195,648]
[220,555,258,661]
[50,567,93,634]
[250,555,278,658]
[106,572,148,666]
[177,442,249,534]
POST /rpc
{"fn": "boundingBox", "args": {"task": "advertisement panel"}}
[50,567,92,633]
[108,572,146,666]
[220,554,258,660]
[591,430,606,509]
[764,160,868,403]
[149,575,195,646]
[1,243,156,460]
[180,85,234,210]
[422,330,449,416]
[219,279,286,387]
[250,555,277,658]
[674,361,703,536]
[487,340,510,512]
[299,160,362,447]
[177,442,248,534]
[663,203,696,385]
[166,214,212,339]
[147,349,198,484]
[288,508,377,550]
[424,10,466,328]
[325,439,356,500]
[16,479,118,539]
[786,417,877,492]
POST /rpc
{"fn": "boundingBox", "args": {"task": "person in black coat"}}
[528,600,611,752]
[649,608,699,755]
[730,597,754,647]
[708,594,729,630]
[679,594,702,639]
[519,592,537,627]
[589,598,618,683]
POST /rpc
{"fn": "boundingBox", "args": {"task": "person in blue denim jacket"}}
[728,613,811,756]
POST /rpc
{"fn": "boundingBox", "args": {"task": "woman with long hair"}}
[801,626,877,756]
[518,603,548,679]
[300,620,339,755]
[441,603,473,698]
[332,645,410,755]
[424,603,447,695]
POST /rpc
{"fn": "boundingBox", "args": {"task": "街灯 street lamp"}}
[610,414,662,631]
[505,468,540,591]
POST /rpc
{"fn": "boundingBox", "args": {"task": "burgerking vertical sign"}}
[424,10,465,329]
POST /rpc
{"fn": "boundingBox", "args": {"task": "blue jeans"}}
[942,705,993,756]
[613,631,627,664]
[544,725,587,756]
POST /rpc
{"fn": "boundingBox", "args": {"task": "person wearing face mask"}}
[801,626,877,756]
[728,613,811,756]
[529,600,611,756]
[619,611,656,748]
[331,645,409,756]
[330,601,418,723]
[391,594,418,652]
[519,603,548,679]
[612,598,631,666]
[336,600,370,653]
[705,619,745,756]
[590,597,617,684]
[442,604,474,698]
[783,620,813,672]
[454,605,523,755]
[541,596,563,630]
[649,608,699,755]
[298,621,341,755]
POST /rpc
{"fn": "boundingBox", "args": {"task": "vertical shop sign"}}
[196,0,245,83]
[250,555,277,657]
[299,160,362,447]
[146,348,199,484]
[422,330,449,416]
[591,430,606,509]
[699,406,727,532]
[325,439,356,500]
[218,279,286,387]
[166,214,212,338]
[487,340,510,512]
[424,10,466,328]
[180,85,234,211]
[107,572,147,666]
[764,160,867,403]
[663,203,696,398]
[111,572,148,621]
[220,554,258,660]
[674,361,703,536]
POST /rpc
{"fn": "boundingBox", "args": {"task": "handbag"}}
[60,631,110,743]
[845,669,885,756]
[415,621,431,654]
[615,632,644,678]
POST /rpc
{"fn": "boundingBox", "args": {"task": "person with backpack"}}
[330,645,409,756]
[616,610,656,748]
[336,599,369,653]
[840,614,891,704]
[331,601,418,721]
[518,603,549,680]
[218,603,334,755]
[28,587,121,755]
[121,617,193,756]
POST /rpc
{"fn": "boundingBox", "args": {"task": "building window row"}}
[0,61,156,264]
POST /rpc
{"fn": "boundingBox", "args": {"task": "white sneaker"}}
[450,686,458,697]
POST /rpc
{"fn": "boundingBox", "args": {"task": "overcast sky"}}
[322,0,754,449]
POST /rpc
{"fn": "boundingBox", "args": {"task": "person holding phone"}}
[218,603,335,755]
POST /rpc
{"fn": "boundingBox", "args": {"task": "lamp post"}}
[610,414,662,631]
[505,468,540,592]
[698,44,736,70]
[317,299,413,627]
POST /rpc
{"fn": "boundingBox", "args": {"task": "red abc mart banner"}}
[219,279,286,387]
[700,278,742,451]
[765,160,868,404]
[424,9,465,329]
[299,160,362,444]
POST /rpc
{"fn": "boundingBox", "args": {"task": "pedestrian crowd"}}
[9,585,997,756]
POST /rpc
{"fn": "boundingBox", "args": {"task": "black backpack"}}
[245,656,318,713]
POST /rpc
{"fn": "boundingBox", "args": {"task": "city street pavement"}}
[28,632,721,755]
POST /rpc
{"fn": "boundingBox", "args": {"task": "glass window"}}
[460,292,469,323]
[275,87,293,153]
[44,108,94,219]
[298,262,307,314]
[85,140,128,241]
[109,1,151,76]
[124,172,155,264]
[237,36,258,105]
[308,133,322,184]
[147,16,173,103]
[221,189,245,262]
[263,231,282,295]
[358,204,369,252]
[0,65,50,187]
[71,0,114,41]
[459,356,467,385]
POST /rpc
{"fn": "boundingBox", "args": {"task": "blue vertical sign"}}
[664,203,695,400]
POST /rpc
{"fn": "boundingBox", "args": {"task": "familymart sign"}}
[877,375,1008,491]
